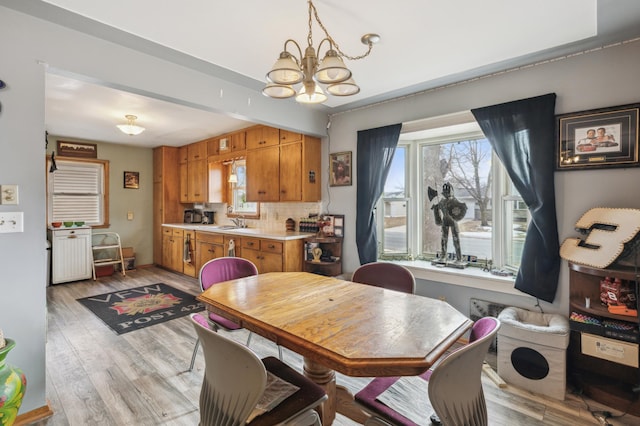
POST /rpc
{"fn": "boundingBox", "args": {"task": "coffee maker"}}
[202,211,215,224]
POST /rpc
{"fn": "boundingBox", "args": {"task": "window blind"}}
[49,160,104,224]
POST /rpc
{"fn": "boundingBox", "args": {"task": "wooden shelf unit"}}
[303,236,343,277]
[568,261,640,416]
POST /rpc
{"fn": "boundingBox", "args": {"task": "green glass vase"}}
[0,339,26,426]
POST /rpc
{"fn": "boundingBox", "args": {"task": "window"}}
[47,158,109,227]
[227,159,259,218]
[379,120,529,271]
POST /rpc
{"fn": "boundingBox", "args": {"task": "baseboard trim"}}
[14,401,54,425]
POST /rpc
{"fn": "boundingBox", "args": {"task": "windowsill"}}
[391,259,523,296]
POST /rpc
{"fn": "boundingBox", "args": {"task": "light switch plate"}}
[0,184,19,205]
[0,212,24,233]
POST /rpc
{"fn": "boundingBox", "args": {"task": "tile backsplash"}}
[198,202,322,232]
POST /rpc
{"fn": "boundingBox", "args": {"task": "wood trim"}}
[14,401,54,425]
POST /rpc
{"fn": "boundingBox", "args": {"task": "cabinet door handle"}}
[268,244,275,249]
[67,235,77,239]
[247,242,254,247]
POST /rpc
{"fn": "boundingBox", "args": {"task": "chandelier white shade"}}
[117,114,145,136]
[262,0,378,104]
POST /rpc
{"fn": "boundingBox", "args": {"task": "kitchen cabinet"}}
[302,236,342,277]
[183,229,197,277]
[280,136,321,202]
[246,145,280,202]
[49,226,93,284]
[246,135,321,202]
[153,146,182,265]
[240,236,303,273]
[568,261,640,416]
[230,131,247,151]
[246,125,280,150]
[188,140,207,161]
[207,159,226,203]
[162,227,184,273]
[195,231,224,274]
[180,141,207,203]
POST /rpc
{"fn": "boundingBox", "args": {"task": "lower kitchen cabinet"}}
[195,231,224,273]
[162,227,184,273]
[240,236,303,273]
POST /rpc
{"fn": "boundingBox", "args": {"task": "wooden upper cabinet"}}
[208,160,226,203]
[280,130,303,144]
[179,163,188,203]
[188,141,207,161]
[246,145,280,202]
[246,125,280,150]
[281,136,321,202]
[279,142,303,202]
[178,146,189,164]
[230,131,246,151]
[188,159,207,203]
[207,137,220,157]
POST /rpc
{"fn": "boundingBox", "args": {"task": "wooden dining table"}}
[197,271,473,425]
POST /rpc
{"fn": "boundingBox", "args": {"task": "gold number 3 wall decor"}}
[560,207,640,269]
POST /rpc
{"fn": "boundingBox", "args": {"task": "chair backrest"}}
[351,262,416,294]
[199,256,259,292]
[190,313,267,426]
[427,317,500,426]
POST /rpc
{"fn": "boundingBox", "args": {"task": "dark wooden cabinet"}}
[303,237,343,276]
[568,262,640,416]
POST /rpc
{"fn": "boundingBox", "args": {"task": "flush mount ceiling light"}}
[262,0,379,104]
[117,114,145,136]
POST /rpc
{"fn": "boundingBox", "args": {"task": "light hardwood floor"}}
[34,266,639,425]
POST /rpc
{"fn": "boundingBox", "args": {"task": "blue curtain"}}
[356,124,402,265]
[471,93,559,302]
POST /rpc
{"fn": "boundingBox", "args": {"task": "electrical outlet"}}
[127,211,134,220]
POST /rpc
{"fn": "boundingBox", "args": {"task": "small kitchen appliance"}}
[183,209,203,224]
[202,211,215,224]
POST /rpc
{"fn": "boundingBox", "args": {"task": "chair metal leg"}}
[278,345,283,361]
[189,338,200,372]
[246,331,253,347]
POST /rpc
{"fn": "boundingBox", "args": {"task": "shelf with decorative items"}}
[303,236,343,277]
[567,261,640,416]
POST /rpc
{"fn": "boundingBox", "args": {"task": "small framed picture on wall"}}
[330,151,352,186]
[124,171,139,189]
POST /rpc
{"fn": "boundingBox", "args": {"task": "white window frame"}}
[47,157,109,227]
[378,122,529,276]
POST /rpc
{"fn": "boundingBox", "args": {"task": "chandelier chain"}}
[309,0,373,61]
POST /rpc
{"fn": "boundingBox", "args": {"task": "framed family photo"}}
[330,151,352,186]
[556,103,640,170]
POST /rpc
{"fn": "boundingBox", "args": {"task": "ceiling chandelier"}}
[117,114,145,136]
[262,0,380,104]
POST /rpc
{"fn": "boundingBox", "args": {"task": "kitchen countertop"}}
[162,223,314,241]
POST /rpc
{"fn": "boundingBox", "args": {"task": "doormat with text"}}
[77,283,204,335]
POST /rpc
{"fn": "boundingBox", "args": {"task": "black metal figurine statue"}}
[430,182,468,268]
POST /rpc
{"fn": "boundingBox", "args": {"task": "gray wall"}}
[325,39,640,317]
[3,1,640,416]
[49,136,154,266]
[0,5,323,414]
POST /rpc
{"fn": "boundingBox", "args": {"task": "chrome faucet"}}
[230,217,246,228]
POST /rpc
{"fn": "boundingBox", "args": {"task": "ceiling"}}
[26,0,640,148]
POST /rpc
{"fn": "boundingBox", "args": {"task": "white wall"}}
[325,39,640,316]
